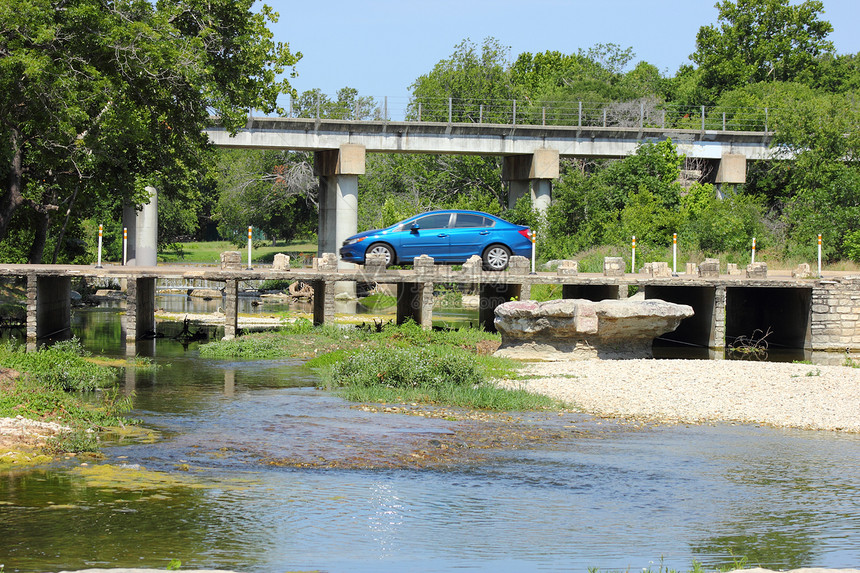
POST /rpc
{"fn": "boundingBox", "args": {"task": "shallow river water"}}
[1,299,859,572]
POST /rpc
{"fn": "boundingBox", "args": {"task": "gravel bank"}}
[0,415,69,449]
[495,359,860,432]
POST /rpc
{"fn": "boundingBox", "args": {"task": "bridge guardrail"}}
[278,95,773,133]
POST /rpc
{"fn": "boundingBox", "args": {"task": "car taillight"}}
[518,229,531,239]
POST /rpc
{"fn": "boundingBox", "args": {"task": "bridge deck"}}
[0,263,838,287]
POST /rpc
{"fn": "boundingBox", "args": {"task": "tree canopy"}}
[690,0,834,101]
[3,0,860,266]
[0,0,299,262]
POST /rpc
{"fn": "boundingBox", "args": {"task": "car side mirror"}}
[410,223,420,232]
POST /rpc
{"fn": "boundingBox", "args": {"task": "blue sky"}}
[263,0,860,102]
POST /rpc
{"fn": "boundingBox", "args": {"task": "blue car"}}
[340,210,532,271]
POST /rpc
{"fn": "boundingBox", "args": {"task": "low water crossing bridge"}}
[2,256,858,360]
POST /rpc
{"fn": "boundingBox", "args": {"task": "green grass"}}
[0,339,138,453]
[157,239,317,265]
[0,339,118,391]
[335,380,564,410]
[316,345,559,410]
[200,320,561,411]
[200,319,499,359]
[530,283,564,302]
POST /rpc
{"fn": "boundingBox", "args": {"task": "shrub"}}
[329,346,483,390]
[258,279,292,291]
[0,338,117,391]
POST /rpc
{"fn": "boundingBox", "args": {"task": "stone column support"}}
[222,279,239,340]
[125,277,156,344]
[26,274,37,350]
[312,280,336,326]
[713,285,726,350]
[396,282,434,329]
[26,274,72,349]
[532,179,552,213]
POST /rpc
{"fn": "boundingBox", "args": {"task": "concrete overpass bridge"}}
[206,117,777,267]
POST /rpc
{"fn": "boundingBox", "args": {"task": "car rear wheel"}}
[367,243,395,266]
[482,244,511,271]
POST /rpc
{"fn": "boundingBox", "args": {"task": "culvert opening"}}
[726,286,812,351]
[644,285,715,348]
[561,284,620,301]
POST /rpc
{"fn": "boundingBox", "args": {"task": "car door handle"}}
[479,231,490,235]
[437,233,448,238]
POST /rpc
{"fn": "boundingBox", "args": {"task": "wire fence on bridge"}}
[281,94,773,132]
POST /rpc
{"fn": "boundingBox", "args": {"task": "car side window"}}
[414,213,451,229]
[453,214,494,228]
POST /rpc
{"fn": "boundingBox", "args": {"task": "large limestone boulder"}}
[494,298,694,361]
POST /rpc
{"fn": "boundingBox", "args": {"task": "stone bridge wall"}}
[812,277,860,351]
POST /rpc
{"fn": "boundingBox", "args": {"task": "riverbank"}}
[494,359,860,432]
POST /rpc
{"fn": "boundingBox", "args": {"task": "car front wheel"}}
[366,243,395,266]
[482,244,511,271]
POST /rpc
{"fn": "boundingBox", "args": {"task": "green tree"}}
[690,0,834,102]
[740,89,860,261]
[214,149,317,243]
[357,153,504,231]
[509,44,663,125]
[0,0,300,262]
[293,87,380,120]
[409,37,516,123]
[543,141,687,257]
[681,183,768,254]
[812,52,860,94]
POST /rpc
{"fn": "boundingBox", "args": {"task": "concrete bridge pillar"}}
[708,154,746,198]
[316,144,365,298]
[315,144,365,262]
[503,149,559,213]
[123,186,158,267]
